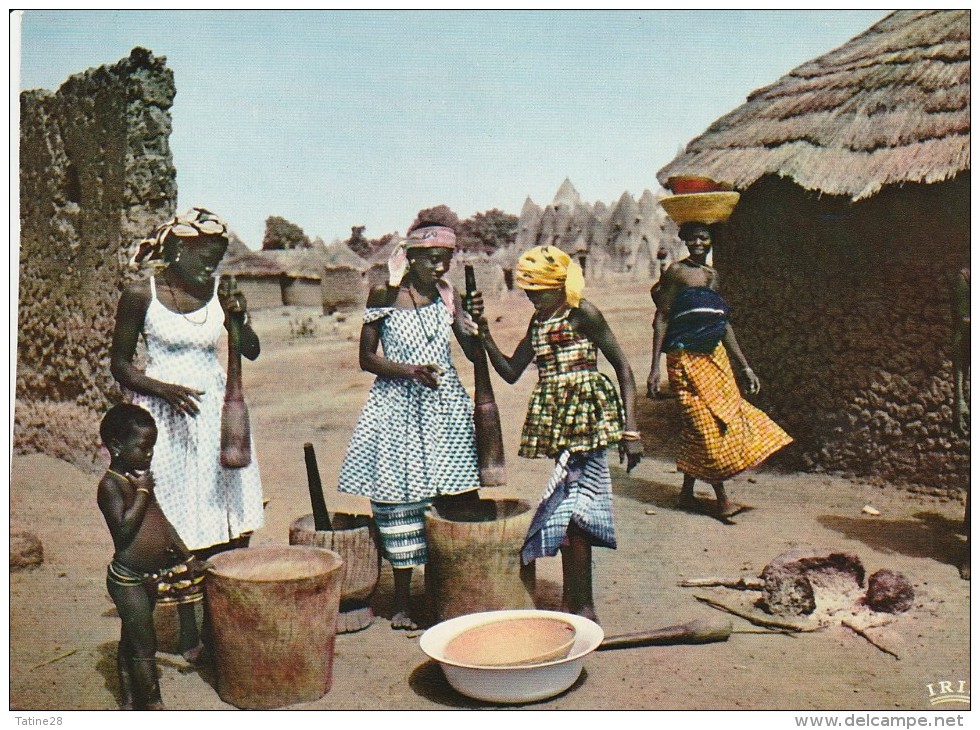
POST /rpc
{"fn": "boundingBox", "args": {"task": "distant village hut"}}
[321,239,368,313]
[366,235,400,290]
[271,248,330,307]
[490,244,519,290]
[219,252,285,310]
[446,254,507,298]
[657,10,970,492]
[607,193,640,273]
[514,197,543,252]
[561,202,594,253]
[536,205,561,247]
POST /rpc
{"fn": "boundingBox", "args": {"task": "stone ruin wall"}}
[17,48,177,470]
[718,175,970,494]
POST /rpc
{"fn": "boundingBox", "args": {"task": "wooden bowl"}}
[443,616,577,667]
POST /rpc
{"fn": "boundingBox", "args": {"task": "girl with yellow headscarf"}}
[468,245,642,622]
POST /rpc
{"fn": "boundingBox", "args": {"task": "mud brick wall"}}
[715,175,970,494]
[321,268,367,313]
[17,47,177,468]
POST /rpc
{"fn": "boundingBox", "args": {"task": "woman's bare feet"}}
[391,611,419,630]
[181,643,206,667]
[561,602,598,624]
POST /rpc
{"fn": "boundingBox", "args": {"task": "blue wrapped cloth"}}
[663,286,730,354]
[521,449,616,564]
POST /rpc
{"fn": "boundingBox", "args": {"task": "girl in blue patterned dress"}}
[471,245,642,623]
[338,223,481,629]
[111,208,264,664]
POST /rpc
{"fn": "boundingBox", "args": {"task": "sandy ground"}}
[9,281,971,712]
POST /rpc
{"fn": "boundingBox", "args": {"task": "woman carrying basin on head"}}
[648,179,792,521]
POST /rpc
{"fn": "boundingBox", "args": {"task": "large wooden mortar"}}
[205,545,343,709]
[425,498,536,622]
[289,512,381,633]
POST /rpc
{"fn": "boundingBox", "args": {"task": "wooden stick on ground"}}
[841,620,900,660]
[678,577,765,590]
[732,628,798,637]
[30,648,76,671]
[694,594,819,633]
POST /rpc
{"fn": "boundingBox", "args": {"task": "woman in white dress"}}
[110,208,264,664]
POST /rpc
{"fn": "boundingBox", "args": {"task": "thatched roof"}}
[369,235,401,263]
[657,10,969,200]
[218,251,281,277]
[226,230,252,259]
[220,247,331,279]
[322,239,368,271]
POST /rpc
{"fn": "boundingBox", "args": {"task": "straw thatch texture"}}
[658,10,969,200]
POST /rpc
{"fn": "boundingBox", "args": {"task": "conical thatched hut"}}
[321,239,368,312]
[218,250,286,309]
[657,10,969,492]
[365,235,401,289]
[220,245,334,309]
[267,247,332,307]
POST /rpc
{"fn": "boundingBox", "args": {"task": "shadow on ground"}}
[408,659,589,708]
[816,511,966,568]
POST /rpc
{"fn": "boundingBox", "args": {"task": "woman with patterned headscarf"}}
[337,221,483,630]
[469,245,642,623]
[110,208,264,665]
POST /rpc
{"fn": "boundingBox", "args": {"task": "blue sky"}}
[15,9,891,249]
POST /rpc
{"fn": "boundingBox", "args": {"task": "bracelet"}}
[136,488,151,496]
[621,430,642,441]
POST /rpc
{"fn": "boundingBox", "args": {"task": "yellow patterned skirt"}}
[667,344,792,482]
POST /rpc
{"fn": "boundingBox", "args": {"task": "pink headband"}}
[405,225,457,249]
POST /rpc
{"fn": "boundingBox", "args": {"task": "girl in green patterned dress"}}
[470,245,642,622]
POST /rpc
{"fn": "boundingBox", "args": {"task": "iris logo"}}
[926,680,969,706]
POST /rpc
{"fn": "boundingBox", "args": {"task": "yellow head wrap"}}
[514,245,584,308]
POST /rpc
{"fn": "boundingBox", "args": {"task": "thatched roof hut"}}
[658,10,969,200]
[320,239,368,312]
[365,235,401,289]
[220,246,335,308]
[219,250,285,309]
[322,239,368,271]
[653,10,969,493]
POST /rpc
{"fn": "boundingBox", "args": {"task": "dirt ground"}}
[9,281,971,711]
